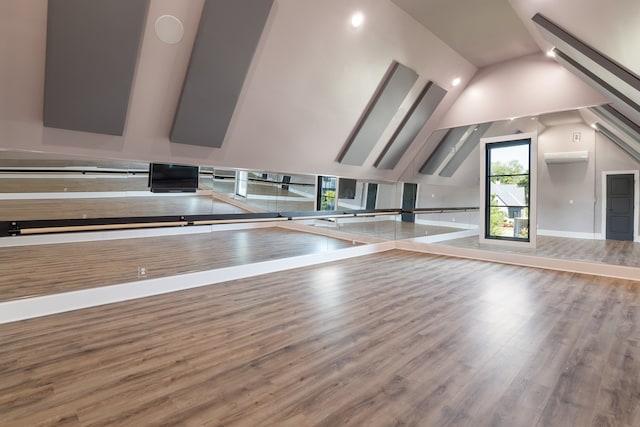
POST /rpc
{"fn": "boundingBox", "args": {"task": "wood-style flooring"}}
[1,250,638,426]
[0,176,150,193]
[0,227,356,302]
[334,219,462,240]
[441,235,640,268]
[0,195,244,221]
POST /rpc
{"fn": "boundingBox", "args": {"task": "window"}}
[317,176,337,211]
[485,139,531,241]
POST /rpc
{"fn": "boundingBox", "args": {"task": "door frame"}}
[601,170,639,242]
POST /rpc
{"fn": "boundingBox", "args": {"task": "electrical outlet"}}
[138,266,148,278]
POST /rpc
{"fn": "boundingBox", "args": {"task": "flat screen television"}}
[338,178,357,199]
[149,163,199,193]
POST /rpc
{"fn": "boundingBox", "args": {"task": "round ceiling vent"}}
[155,15,184,44]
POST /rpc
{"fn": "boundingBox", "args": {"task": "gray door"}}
[401,183,418,223]
[366,183,378,210]
[606,174,635,241]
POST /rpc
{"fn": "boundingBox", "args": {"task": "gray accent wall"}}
[419,126,471,175]
[532,13,640,116]
[338,62,418,166]
[375,81,447,170]
[439,122,491,177]
[171,0,274,148]
[43,0,148,136]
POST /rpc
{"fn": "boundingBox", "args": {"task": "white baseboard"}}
[0,242,395,324]
[396,240,640,284]
[406,228,478,244]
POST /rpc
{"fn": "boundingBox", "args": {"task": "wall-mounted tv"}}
[338,178,357,199]
[149,163,199,193]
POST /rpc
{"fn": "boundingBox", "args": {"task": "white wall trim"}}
[396,240,640,283]
[2,232,639,324]
[405,228,478,243]
[601,170,640,243]
[0,242,395,324]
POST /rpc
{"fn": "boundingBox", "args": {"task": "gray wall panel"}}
[532,13,640,112]
[439,122,491,177]
[338,62,418,166]
[419,125,470,175]
[43,0,148,135]
[375,81,446,169]
[171,0,274,148]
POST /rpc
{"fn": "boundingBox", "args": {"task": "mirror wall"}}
[399,107,640,269]
[1,105,639,269]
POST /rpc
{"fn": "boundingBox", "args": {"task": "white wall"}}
[376,182,402,209]
[537,123,597,235]
[536,124,640,238]
[438,53,608,129]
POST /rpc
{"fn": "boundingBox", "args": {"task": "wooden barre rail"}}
[4,207,478,236]
[19,221,189,235]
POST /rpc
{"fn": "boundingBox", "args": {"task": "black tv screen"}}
[149,163,199,192]
[338,178,357,199]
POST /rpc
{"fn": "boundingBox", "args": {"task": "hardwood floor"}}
[0,176,150,192]
[0,195,244,221]
[334,219,463,240]
[0,250,638,426]
[0,227,356,302]
[441,235,640,268]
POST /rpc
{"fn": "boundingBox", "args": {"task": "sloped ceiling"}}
[391,0,539,68]
[0,0,638,184]
[0,0,474,182]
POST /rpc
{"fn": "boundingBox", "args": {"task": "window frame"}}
[485,139,531,242]
[479,132,537,248]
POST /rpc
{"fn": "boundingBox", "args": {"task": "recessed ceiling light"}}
[351,12,364,28]
[546,48,556,58]
[452,77,461,87]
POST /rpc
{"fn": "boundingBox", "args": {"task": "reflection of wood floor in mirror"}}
[334,220,464,240]
[0,227,358,302]
[0,195,246,220]
[437,235,640,268]
[2,250,639,426]
[0,176,150,192]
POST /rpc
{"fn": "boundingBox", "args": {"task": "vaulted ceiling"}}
[0,0,638,183]
[391,0,539,68]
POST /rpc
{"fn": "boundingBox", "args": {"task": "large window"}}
[485,139,531,241]
[317,176,337,211]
